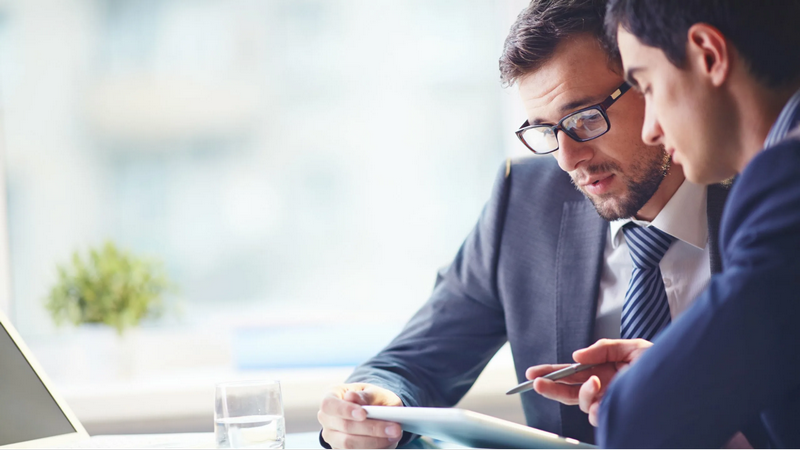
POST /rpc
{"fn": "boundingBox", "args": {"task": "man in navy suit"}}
[317,1,729,448]
[528,0,800,447]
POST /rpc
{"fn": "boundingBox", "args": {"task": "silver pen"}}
[505,363,598,395]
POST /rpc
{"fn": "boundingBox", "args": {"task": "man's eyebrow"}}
[559,95,604,114]
[625,67,642,88]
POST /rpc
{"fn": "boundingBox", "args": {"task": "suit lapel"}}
[555,200,607,363]
[554,199,607,443]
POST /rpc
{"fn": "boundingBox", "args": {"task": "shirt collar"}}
[609,180,707,250]
[764,88,800,148]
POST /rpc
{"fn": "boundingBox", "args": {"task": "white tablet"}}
[363,406,595,449]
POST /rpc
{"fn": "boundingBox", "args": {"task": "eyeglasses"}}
[515,82,631,155]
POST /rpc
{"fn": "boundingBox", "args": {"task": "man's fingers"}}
[587,401,601,427]
[528,364,608,386]
[576,364,621,387]
[572,338,652,365]
[344,388,386,407]
[321,429,399,449]
[343,390,370,405]
[525,363,572,380]
[544,369,596,385]
[322,393,367,421]
[317,411,401,438]
[532,378,581,405]
[319,384,406,448]
[317,411,402,440]
[340,385,403,408]
[578,375,602,415]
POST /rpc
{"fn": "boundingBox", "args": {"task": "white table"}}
[85,431,465,449]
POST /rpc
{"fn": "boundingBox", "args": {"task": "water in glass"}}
[215,414,285,449]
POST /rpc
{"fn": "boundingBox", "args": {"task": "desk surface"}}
[88,431,467,449]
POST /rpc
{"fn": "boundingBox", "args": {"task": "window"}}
[0,0,529,386]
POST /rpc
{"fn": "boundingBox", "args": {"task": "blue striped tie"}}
[621,223,676,341]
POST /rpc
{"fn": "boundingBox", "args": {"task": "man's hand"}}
[318,383,404,449]
[526,339,652,426]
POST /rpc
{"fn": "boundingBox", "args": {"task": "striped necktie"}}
[621,223,676,341]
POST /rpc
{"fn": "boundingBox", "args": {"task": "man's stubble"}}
[573,147,671,221]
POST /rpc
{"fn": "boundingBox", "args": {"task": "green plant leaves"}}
[45,241,173,335]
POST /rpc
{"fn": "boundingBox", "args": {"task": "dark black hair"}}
[500,0,617,87]
[605,0,800,88]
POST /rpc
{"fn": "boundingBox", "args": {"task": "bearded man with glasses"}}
[317,1,729,448]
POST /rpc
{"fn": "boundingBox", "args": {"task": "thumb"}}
[344,388,385,406]
[589,375,602,392]
[578,375,602,415]
[343,389,369,405]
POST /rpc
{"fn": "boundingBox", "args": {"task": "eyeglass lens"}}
[520,107,610,153]
[562,108,607,139]
[522,127,558,153]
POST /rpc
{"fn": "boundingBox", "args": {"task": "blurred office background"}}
[0,0,531,434]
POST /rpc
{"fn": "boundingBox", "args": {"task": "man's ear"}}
[686,23,731,87]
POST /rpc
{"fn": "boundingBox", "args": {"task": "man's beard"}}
[573,150,671,221]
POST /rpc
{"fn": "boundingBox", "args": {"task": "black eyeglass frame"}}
[515,82,632,155]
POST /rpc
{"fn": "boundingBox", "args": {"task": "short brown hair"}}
[499,0,618,87]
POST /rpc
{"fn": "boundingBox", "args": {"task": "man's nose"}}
[641,105,663,146]
[554,132,593,172]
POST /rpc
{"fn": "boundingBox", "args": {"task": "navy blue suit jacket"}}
[597,135,800,448]
[345,157,727,445]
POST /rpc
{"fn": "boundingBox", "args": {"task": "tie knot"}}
[623,223,675,269]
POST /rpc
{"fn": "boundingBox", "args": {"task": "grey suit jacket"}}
[347,156,728,444]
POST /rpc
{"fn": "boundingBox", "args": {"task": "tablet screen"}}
[363,406,594,449]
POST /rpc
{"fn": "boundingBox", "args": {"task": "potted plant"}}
[45,241,172,336]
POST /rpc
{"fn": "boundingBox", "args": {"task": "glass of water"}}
[215,380,285,449]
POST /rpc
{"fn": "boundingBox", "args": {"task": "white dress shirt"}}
[592,180,711,341]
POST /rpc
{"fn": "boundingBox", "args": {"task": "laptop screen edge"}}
[0,309,89,448]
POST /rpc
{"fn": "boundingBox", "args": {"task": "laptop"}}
[0,309,213,449]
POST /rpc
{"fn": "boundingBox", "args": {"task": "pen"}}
[505,363,599,395]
